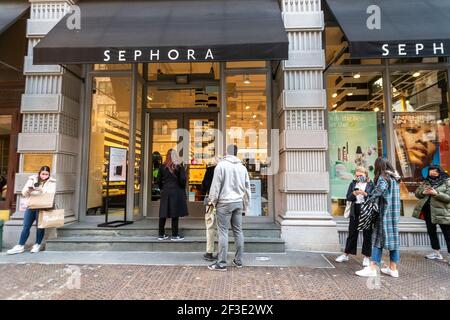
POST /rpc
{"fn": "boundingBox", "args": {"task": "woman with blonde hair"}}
[335,166,375,267]
[156,149,188,240]
[7,166,56,254]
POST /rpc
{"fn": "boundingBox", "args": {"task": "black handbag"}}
[357,197,380,230]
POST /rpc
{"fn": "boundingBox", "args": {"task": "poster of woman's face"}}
[399,123,437,167]
[393,112,440,198]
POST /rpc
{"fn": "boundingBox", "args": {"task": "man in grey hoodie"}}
[207,145,251,271]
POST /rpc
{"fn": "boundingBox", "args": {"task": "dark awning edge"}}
[33,0,289,65]
[0,1,29,35]
[326,0,450,59]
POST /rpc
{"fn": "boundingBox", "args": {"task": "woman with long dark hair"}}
[356,158,402,278]
[156,149,188,240]
[413,165,450,262]
[7,166,56,254]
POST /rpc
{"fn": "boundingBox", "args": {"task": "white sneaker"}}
[355,266,377,277]
[6,245,25,255]
[30,244,42,253]
[381,267,399,278]
[363,257,371,267]
[425,252,443,260]
[335,254,349,263]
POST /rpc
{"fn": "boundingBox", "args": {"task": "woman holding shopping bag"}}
[7,166,56,254]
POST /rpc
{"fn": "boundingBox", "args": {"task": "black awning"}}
[34,0,289,65]
[0,1,29,35]
[325,0,450,59]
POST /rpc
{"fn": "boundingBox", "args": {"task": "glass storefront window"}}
[87,76,131,217]
[327,72,386,216]
[148,62,220,81]
[391,69,449,216]
[94,64,132,71]
[0,115,12,201]
[147,86,219,109]
[226,61,267,69]
[134,80,143,218]
[226,73,269,216]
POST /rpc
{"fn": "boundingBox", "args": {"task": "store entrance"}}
[145,111,218,217]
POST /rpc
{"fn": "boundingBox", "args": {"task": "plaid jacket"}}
[371,176,401,251]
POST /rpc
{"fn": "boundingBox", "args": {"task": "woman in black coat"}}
[335,166,375,267]
[156,149,188,241]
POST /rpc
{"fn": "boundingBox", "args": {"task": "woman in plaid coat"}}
[356,158,401,278]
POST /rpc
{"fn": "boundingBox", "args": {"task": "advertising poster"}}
[438,122,450,173]
[393,112,440,200]
[328,112,378,199]
[248,179,262,216]
[109,147,127,182]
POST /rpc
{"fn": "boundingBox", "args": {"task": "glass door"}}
[146,112,217,217]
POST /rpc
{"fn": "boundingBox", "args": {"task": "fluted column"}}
[276,0,340,251]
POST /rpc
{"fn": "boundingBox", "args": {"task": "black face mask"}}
[426,166,450,187]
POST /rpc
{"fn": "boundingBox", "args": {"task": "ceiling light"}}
[226,114,230,118]
[353,73,361,79]
[347,92,353,96]
[147,95,153,101]
[243,75,251,84]
[374,107,380,112]
[245,105,251,110]
[259,121,263,125]
[413,72,421,77]
[252,114,257,119]
[332,93,338,98]
[332,103,338,108]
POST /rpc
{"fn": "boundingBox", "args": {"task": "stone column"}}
[276,0,340,251]
[4,0,81,247]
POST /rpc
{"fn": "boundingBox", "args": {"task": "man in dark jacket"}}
[201,156,221,261]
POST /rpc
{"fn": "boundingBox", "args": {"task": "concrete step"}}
[57,227,281,239]
[45,236,285,253]
[57,221,281,238]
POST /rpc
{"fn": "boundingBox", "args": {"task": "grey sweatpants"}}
[216,201,244,265]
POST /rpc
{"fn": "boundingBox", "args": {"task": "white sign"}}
[109,147,127,182]
[248,179,262,217]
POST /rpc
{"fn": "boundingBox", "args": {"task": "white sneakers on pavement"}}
[425,251,443,260]
[381,267,399,278]
[30,244,42,253]
[362,257,371,267]
[335,254,349,263]
[6,245,25,255]
[355,266,377,277]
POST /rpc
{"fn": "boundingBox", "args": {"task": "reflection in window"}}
[327,72,385,216]
[391,70,449,216]
[87,77,131,217]
[0,116,12,201]
[226,74,268,216]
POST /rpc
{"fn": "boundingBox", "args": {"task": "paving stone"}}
[0,252,448,300]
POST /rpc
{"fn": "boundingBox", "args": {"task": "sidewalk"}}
[0,252,448,300]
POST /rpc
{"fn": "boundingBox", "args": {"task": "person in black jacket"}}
[156,149,188,241]
[335,166,375,267]
[201,156,222,261]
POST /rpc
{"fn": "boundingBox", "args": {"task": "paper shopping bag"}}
[28,193,55,209]
[38,209,65,229]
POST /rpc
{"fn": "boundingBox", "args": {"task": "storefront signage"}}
[109,147,127,182]
[328,112,378,200]
[103,48,215,63]
[351,40,450,59]
[248,179,262,217]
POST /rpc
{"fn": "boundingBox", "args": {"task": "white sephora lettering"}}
[102,49,215,62]
[381,42,446,56]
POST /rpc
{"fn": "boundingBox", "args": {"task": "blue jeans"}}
[371,246,400,265]
[19,209,45,245]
